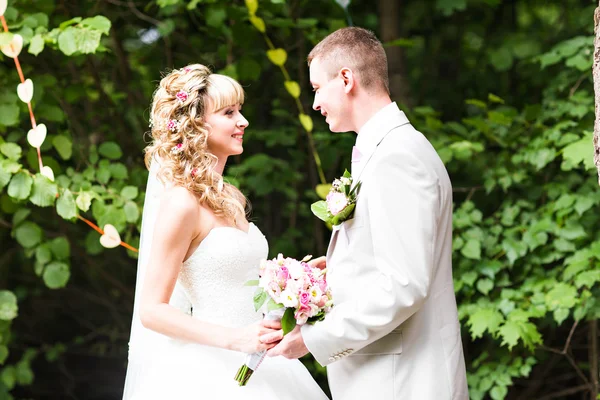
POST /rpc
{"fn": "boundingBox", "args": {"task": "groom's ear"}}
[339,67,355,94]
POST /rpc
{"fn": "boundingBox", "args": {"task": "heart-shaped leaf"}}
[284,80,301,98]
[267,48,287,67]
[100,224,121,248]
[17,79,34,103]
[27,124,47,148]
[40,166,55,182]
[316,184,332,200]
[1,34,23,58]
[245,0,258,15]
[299,113,313,132]
[249,15,265,33]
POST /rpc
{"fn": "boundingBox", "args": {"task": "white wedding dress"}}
[124,222,328,399]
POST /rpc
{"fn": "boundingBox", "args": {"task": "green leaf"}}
[57,189,77,220]
[267,48,287,66]
[311,201,331,223]
[49,237,70,261]
[502,238,528,265]
[267,298,284,311]
[545,283,578,311]
[43,261,70,289]
[14,221,42,248]
[476,278,494,295]
[0,345,8,365]
[0,104,20,126]
[253,289,267,311]
[461,239,481,260]
[0,143,21,160]
[561,132,593,171]
[498,321,520,350]
[0,291,18,320]
[109,163,128,179]
[8,171,33,200]
[281,307,297,335]
[331,203,355,226]
[59,17,82,30]
[245,0,258,14]
[435,0,467,16]
[98,141,123,160]
[81,16,111,35]
[58,26,103,55]
[29,174,58,207]
[468,307,504,339]
[574,270,600,289]
[12,208,31,227]
[249,15,266,33]
[206,6,226,28]
[489,47,513,72]
[76,191,92,212]
[124,201,139,223]
[52,135,72,160]
[121,186,139,200]
[244,280,259,286]
[315,184,331,200]
[284,81,301,98]
[490,385,508,400]
[28,34,45,55]
[35,244,52,265]
[553,308,569,325]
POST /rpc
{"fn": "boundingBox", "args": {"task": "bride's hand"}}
[234,320,283,353]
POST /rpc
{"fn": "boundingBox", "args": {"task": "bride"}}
[122,64,328,399]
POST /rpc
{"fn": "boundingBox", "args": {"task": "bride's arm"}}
[139,187,280,353]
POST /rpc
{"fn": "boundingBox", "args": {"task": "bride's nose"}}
[237,113,249,128]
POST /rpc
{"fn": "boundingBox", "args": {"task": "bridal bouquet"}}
[234,254,333,386]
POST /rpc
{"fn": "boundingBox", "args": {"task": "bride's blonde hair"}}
[145,64,246,223]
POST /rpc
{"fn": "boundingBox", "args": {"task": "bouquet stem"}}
[234,309,284,386]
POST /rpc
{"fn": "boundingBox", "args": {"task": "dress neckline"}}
[182,222,257,265]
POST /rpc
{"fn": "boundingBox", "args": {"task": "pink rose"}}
[277,266,289,283]
[326,191,348,216]
[300,292,310,306]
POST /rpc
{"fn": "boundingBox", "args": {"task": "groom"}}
[266,27,468,399]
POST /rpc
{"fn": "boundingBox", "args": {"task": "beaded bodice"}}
[178,223,268,328]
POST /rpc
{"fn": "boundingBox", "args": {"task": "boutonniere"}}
[311,170,362,226]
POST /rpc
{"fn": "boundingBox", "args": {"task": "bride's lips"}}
[231,132,244,142]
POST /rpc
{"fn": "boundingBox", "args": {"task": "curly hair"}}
[144,64,247,223]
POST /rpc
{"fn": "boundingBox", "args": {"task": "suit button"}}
[328,357,335,362]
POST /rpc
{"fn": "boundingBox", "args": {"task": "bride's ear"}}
[340,67,355,94]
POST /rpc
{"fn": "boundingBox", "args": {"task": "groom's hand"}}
[308,256,326,270]
[266,326,309,359]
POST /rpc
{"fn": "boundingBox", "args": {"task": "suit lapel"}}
[352,117,410,183]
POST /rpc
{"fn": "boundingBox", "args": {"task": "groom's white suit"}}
[302,103,469,400]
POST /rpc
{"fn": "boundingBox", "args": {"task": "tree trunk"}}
[593,2,600,184]
[378,0,412,107]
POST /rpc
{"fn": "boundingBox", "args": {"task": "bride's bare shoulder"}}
[159,186,200,217]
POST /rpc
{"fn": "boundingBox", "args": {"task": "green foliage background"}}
[0,0,599,399]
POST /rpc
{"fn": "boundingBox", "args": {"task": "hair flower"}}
[171,143,184,155]
[167,119,180,132]
[176,90,188,103]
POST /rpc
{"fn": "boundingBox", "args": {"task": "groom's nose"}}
[312,97,320,112]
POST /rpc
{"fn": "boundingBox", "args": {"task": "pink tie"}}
[351,146,362,163]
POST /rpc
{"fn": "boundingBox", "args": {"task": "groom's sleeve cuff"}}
[302,323,336,367]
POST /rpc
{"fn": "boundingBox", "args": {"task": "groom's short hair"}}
[308,27,389,94]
